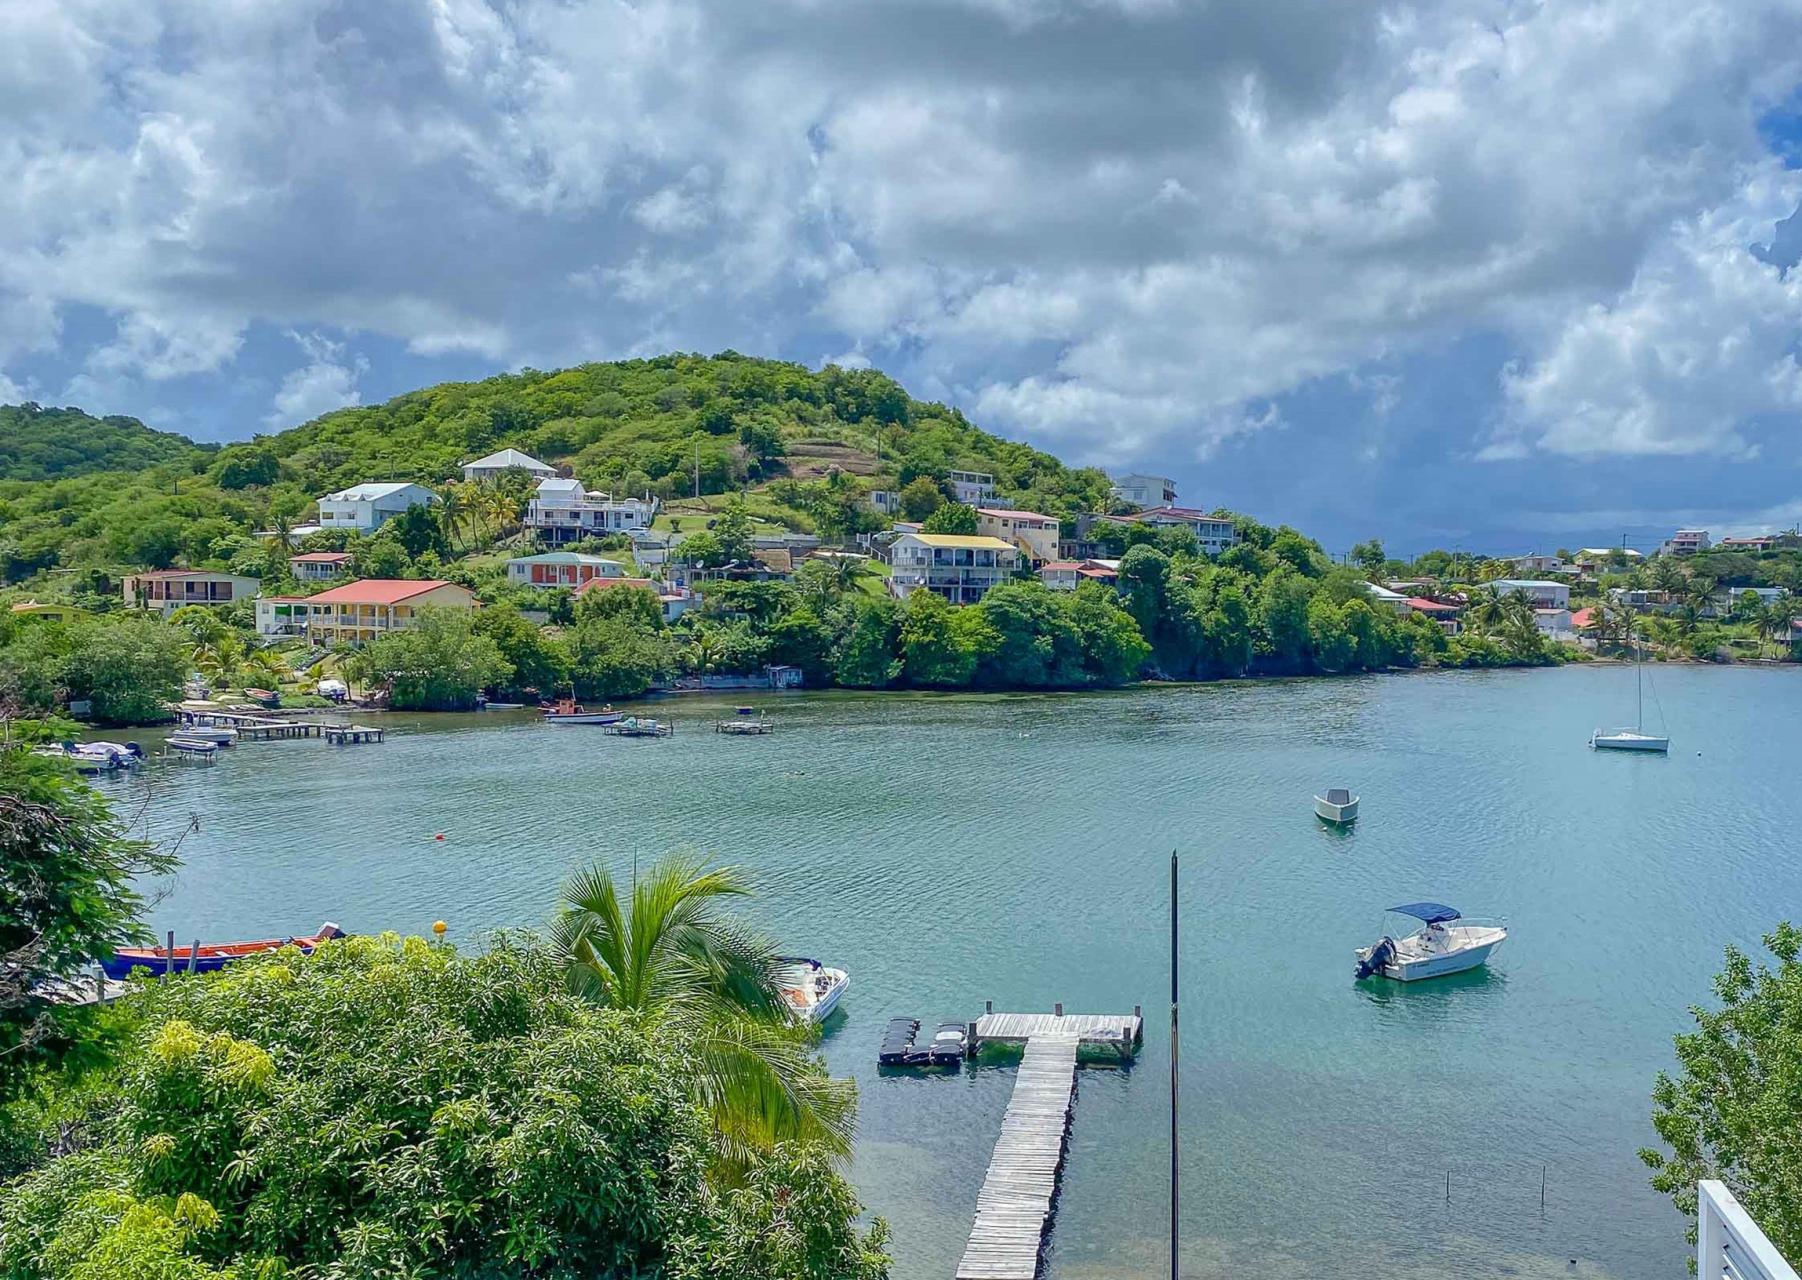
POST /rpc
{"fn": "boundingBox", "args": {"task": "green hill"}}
[0,352,1112,583]
[0,403,210,481]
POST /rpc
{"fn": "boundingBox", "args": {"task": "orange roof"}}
[1407,597,1459,613]
[1040,561,1084,571]
[303,579,462,605]
[1571,607,1596,629]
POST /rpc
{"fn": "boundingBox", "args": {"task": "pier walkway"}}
[956,1010,1142,1280]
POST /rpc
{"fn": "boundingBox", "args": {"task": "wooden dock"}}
[956,1010,1143,1280]
[323,724,384,744]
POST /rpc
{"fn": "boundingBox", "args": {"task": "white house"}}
[1534,607,1575,639]
[523,477,657,545]
[317,482,439,533]
[506,551,626,588]
[1361,582,1413,615]
[889,533,1019,605]
[289,551,355,582]
[1485,578,1571,610]
[948,469,997,504]
[1110,474,1178,508]
[1510,554,1568,575]
[1125,507,1239,555]
[461,448,556,483]
[255,595,312,638]
[977,507,1061,566]
[123,570,260,614]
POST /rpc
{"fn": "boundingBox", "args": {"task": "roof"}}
[1571,608,1596,629]
[1077,567,1118,579]
[901,533,1017,550]
[535,476,585,493]
[465,448,552,471]
[1040,561,1085,571]
[575,577,657,595]
[752,548,793,574]
[10,601,89,615]
[1406,597,1459,613]
[1136,506,1232,523]
[1363,582,1408,600]
[128,568,248,580]
[507,552,622,567]
[1389,902,1460,924]
[303,579,466,605]
[323,482,433,502]
[978,507,1057,523]
[1486,578,1567,590]
[290,551,353,563]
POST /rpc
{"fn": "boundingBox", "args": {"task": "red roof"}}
[1077,567,1118,579]
[290,551,353,563]
[303,579,462,605]
[575,577,656,595]
[1571,607,1596,629]
[978,507,1057,523]
[1407,597,1459,613]
[1040,561,1084,572]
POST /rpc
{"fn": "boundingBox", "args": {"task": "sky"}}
[4,0,1802,555]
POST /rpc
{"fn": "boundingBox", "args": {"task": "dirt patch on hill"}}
[778,441,883,480]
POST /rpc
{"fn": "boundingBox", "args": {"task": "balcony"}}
[1700,1181,1799,1280]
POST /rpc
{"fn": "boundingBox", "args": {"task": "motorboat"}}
[1315,787,1359,824]
[776,957,849,1024]
[164,735,221,758]
[101,922,344,980]
[243,688,281,709]
[606,716,672,737]
[40,742,145,773]
[1354,903,1507,981]
[1593,639,1669,753]
[542,696,623,725]
[176,726,238,745]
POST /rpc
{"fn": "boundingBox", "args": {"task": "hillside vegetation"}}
[0,352,1109,582]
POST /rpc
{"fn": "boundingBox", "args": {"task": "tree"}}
[834,598,900,688]
[566,615,675,699]
[553,857,855,1170]
[899,589,980,687]
[763,607,835,687]
[920,503,978,536]
[0,744,174,1096]
[0,933,886,1279]
[61,617,189,724]
[1350,539,1387,575]
[344,608,510,710]
[973,582,1082,688]
[1063,582,1151,685]
[210,446,279,490]
[388,502,448,560]
[1643,924,1802,1262]
[472,604,569,697]
[713,497,754,565]
[898,477,946,522]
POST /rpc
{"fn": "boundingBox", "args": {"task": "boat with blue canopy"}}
[1354,902,1507,981]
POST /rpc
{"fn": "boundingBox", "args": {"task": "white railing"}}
[1700,1181,1800,1280]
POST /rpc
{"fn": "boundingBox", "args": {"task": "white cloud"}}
[267,331,365,426]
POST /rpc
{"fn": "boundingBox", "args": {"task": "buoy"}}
[435,833,445,841]
[432,920,447,937]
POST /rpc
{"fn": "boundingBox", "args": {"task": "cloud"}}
[0,0,1797,499]
[267,331,366,426]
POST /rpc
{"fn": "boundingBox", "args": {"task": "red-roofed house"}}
[1039,559,1121,590]
[299,579,477,646]
[1405,596,1462,635]
[977,507,1060,565]
[289,550,355,582]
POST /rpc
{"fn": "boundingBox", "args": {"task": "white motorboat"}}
[177,726,238,745]
[1593,639,1669,753]
[776,957,849,1024]
[1355,903,1507,981]
[49,742,145,772]
[1314,787,1359,824]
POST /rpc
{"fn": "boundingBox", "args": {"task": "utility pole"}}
[693,440,700,500]
[1170,849,1180,1280]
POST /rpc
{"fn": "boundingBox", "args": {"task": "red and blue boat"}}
[101,922,344,980]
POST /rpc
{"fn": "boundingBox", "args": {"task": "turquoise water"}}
[92,664,1802,1279]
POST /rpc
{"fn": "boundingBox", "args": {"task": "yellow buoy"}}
[432,920,447,938]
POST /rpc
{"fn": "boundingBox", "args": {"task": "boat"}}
[606,716,672,737]
[879,1017,923,1065]
[1314,787,1359,824]
[243,688,281,709]
[176,726,238,745]
[100,922,344,980]
[164,735,221,758]
[776,957,849,1024]
[716,707,773,735]
[40,742,145,773]
[1354,903,1507,981]
[541,696,623,725]
[1592,639,1669,753]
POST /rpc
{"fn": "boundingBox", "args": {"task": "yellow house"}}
[9,601,93,624]
[298,579,478,647]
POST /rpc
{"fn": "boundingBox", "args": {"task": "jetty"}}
[323,724,384,745]
[956,1008,1143,1280]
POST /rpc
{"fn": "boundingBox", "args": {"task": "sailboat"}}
[1592,638,1669,753]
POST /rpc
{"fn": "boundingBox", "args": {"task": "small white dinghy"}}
[1314,787,1359,824]
[775,957,849,1024]
[1355,903,1507,981]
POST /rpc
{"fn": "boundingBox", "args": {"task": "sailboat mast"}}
[1636,638,1643,731]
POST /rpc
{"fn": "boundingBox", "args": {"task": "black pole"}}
[1170,849,1180,1280]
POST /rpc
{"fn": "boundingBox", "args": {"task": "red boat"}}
[102,922,344,979]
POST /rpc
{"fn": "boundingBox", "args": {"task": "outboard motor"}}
[1355,936,1396,980]
[124,742,144,759]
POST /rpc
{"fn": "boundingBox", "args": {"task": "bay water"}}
[93,664,1802,1278]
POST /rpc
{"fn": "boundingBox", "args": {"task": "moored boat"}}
[541,696,623,725]
[176,726,239,745]
[101,922,344,980]
[606,716,672,737]
[1315,787,1359,824]
[243,688,281,709]
[165,735,221,758]
[1592,639,1669,753]
[776,957,849,1024]
[1354,903,1506,981]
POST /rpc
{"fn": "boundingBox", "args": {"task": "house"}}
[948,469,997,504]
[254,595,313,638]
[1717,535,1776,552]
[1110,474,1178,508]
[297,579,478,647]
[574,576,693,623]
[1534,608,1575,640]
[977,507,1061,566]
[1484,578,1570,610]
[1118,507,1239,554]
[523,477,657,544]
[889,533,1019,605]
[1661,528,1711,556]
[289,551,355,582]
[9,601,92,624]
[506,552,626,589]
[461,448,556,483]
[1039,559,1120,590]
[1510,554,1567,575]
[123,570,260,614]
[1361,582,1413,615]
[317,482,439,533]
[868,490,901,516]
[1572,547,1644,576]
[1406,597,1462,635]
[1712,585,1789,616]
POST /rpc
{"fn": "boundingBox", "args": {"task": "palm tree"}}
[684,629,724,676]
[553,856,854,1173]
[438,484,468,553]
